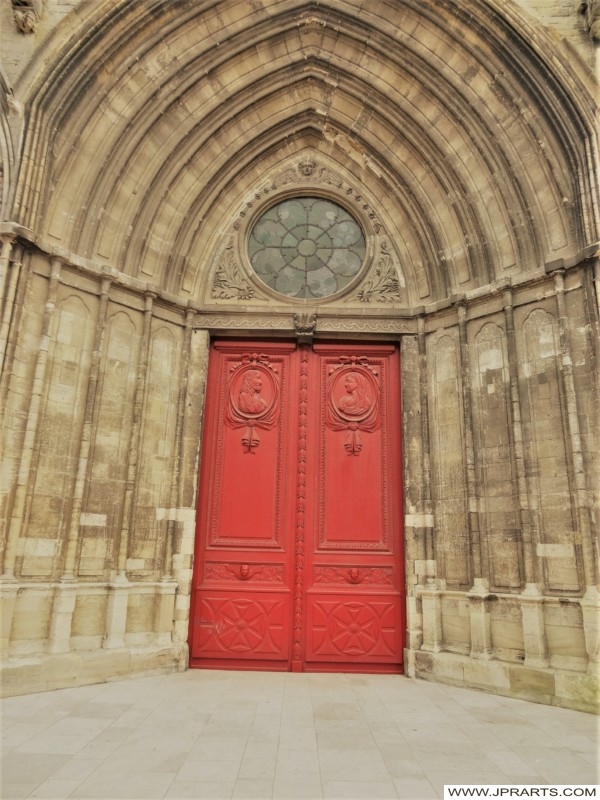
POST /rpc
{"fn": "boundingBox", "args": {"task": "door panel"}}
[189,341,297,670]
[195,592,289,661]
[303,344,404,671]
[189,340,404,673]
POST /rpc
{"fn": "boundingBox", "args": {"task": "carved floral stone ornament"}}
[225,353,280,453]
[326,356,381,455]
[11,0,45,33]
[353,240,403,303]
[213,240,255,300]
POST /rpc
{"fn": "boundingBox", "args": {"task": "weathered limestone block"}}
[468,584,494,660]
[490,597,525,662]
[103,579,129,650]
[0,583,18,656]
[441,594,471,654]
[418,586,443,653]
[512,585,548,669]
[580,589,600,675]
[47,583,77,654]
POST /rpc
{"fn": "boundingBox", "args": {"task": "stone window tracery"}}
[248,197,366,299]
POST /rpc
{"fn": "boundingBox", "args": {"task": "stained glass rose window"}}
[248,197,366,299]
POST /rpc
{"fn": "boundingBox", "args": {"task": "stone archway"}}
[0,0,598,710]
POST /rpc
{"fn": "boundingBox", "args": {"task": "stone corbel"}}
[580,1,600,40]
[294,311,316,342]
[11,0,46,34]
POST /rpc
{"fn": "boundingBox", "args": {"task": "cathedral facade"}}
[1,0,598,712]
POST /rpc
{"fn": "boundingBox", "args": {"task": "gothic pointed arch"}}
[7,0,597,310]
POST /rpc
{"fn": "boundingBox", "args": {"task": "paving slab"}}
[1,671,598,799]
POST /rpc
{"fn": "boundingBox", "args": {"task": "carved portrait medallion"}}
[326,358,380,455]
[225,355,280,452]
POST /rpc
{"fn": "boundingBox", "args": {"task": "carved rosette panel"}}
[198,597,285,655]
[204,562,284,583]
[313,566,393,585]
[325,357,381,455]
[225,353,280,453]
[310,600,397,657]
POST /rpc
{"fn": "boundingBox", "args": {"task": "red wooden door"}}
[189,340,404,673]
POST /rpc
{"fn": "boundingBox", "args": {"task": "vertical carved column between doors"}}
[292,345,309,671]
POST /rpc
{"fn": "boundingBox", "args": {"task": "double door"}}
[189,340,404,673]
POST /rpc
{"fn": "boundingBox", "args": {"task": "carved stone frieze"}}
[194,313,415,335]
[232,155,383,235]
[212,243,255,300]
[196,315,293,330]
[317,317,415,334]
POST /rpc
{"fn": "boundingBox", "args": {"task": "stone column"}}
[47,277,112,654]
[0,236,17,374]
[154,581,178,647]
[553,271,600,674]
[520,594,549,669]
[104,292,154,650]
[418,587,443,653]
[154,308,194,647]
[457,303,493,657]
[457,303,485,583]
[418,317,435,583]
[1,258,62,579]
[103,581,130,650]
[594,257,600,317]
[0,247,29,417]
[161,307,194,582]
[503,287,549,667]
[0,235,14,312]
[0,582,18,656]
[467,592,493,660]
[47,585,78,654]
[402,332,427,659]
[171,326,210,658]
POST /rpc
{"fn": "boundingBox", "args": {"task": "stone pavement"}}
[1,670,598,799]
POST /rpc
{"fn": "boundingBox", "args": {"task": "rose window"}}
[248,197,366,299]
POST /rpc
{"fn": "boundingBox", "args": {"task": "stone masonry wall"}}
[0,250,208,691]
[1,243,598,710]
